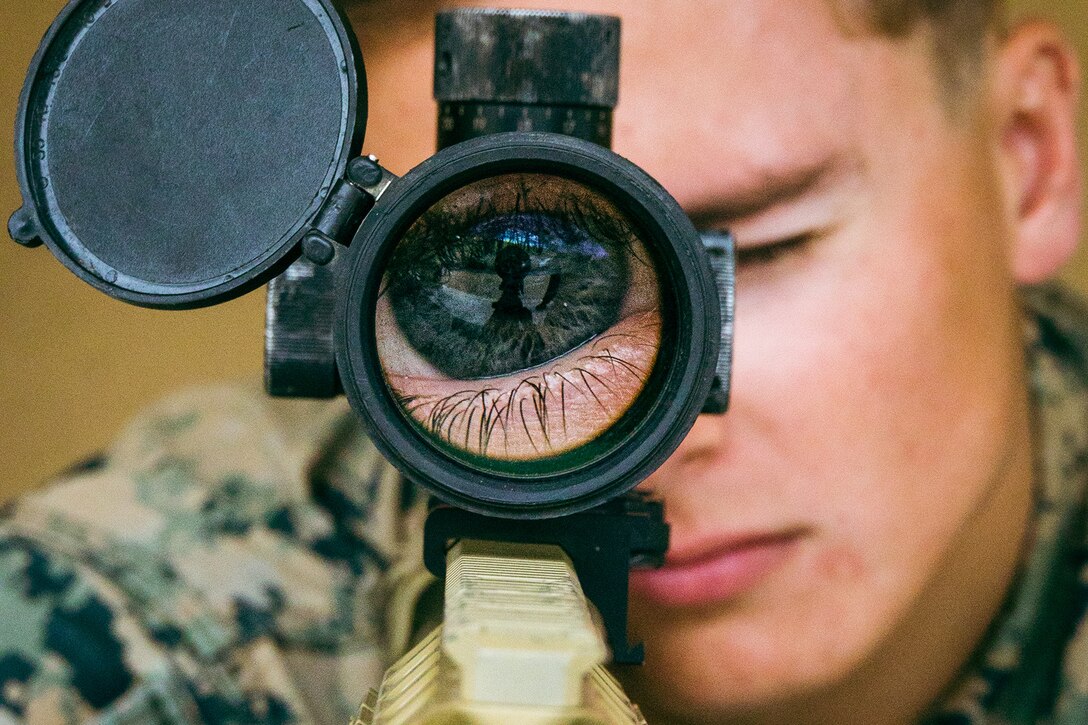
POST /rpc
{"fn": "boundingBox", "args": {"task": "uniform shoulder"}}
[1055,597,1088,723]
[7,381,372,573]
[1023,283,1088,723]
[1,381,406,722]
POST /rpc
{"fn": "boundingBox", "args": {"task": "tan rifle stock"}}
[354,540,646,725]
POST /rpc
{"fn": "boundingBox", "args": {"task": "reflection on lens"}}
[375,174,662,465]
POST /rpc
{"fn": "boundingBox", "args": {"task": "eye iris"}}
[388,210,630,379]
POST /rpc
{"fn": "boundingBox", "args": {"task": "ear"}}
[992,21,1082,284]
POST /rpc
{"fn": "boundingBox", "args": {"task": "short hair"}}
[857,0,1004,99]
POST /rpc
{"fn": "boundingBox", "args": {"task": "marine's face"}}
[349,0,1077,720]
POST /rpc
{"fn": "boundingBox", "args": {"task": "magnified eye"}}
[375,173,662,466]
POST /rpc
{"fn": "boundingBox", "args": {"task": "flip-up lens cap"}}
[12,0,366,308]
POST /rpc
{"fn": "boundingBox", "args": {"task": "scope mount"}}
[424,491,669,666]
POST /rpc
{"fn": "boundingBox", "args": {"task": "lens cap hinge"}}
[304,179,372,256]
[265,156,399,399]
[347,155,384,188]
[347,155,398,203]
[300,156,397,266]
[700,231,736,415]
[8,207,43,248]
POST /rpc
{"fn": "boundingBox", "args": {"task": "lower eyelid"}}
[385,310,661,461]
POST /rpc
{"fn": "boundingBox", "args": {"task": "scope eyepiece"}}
[337,133,721,519]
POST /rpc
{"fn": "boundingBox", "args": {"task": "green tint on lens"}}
[374,173,663,469]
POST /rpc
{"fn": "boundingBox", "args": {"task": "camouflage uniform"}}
[1,286,1087,725]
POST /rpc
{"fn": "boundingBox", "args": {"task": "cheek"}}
[732,151,1023,586]
[751,245,1006,497]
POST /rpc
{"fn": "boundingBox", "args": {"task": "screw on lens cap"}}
[434,9,621,108]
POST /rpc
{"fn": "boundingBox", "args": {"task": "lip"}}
[629,529,807,608]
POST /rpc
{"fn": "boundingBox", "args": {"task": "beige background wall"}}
[0,0,1085,500]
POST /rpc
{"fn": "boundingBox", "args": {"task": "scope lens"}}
[374,173,663,471]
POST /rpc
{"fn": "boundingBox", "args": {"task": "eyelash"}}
[396,328,653,457]
[734,233,813,268]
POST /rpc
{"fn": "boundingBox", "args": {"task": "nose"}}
[675,413,733,465]
[636,412,731,496]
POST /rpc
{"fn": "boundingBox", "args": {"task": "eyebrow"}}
[685,155,849,227]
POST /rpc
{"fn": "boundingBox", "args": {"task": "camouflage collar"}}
[925,286,1088,725]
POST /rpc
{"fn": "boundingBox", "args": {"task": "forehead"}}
[348,0,941,195]
[350,0,920,110]
[606,3,911,205]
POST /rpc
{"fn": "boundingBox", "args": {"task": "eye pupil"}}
[492,244,534,322]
